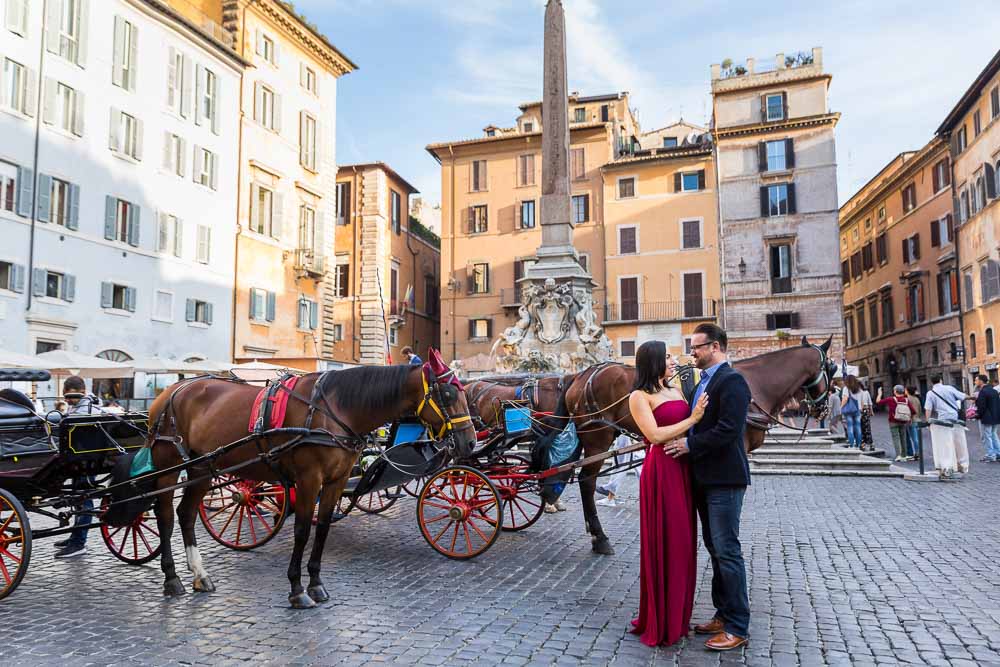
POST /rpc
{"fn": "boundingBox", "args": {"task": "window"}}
[517,154,535,187]
[520,200,535,229]
[600,105,609,122]
[763,139,791,171]
[902,183,917,213]
[391,190,401,234]
[164,133,185,177]
[46,81,80,135]
[770,244,792,294]
[302,64,317,94]
[662,137,678,148]
[250,185,277,237]
[0,260,24,292]
[931,215,954,248]
[974,110,982,137]
[852,227,859,241]
[764,93,785,121]
[901,234,920,264]
[104,197,139,246]
[297,298,318,330]
[992,86,1000,120]
[248,288,275,323]
[577,253,589,273]
[877,205,886,222]
[681,219,701,249]
[3,57,32,116]
[683,273,704,317]
[956,125,967,153]
[570,148,585,180]
[6,0,27,36]
[153,290,173,321]
[469,318,491,340]
[906,282,924,323]
[469,205,488,234]
[259,33,276,65]
[571,194,589,224]
[158,214,182,257]
[869,300,879,338]
[766,313,798,330]
[980,260,1000,304]
[112,16,138,91]
[876,233,888,264]
[41,270,65,299]
[965,271,975,311]
[763,183,794,216]
[336,182,350,226]
[186,299,213,325]
[0,161,16,212]
[196,67,218,132]
[988,328,995,355]
[387,327,398,347]
[573,107,586,122]
[620,340,636,357]
[618,226,637,255]
[937,269,959,315]
[196,225,211,264]
[970,334,978,359]
[425,279,438,316]
[389,264,399,314]
[167,48,185,114]
[619,277,638,320]
[331,323,343,342]
[48,177,71,226]
[485,129,495,137]
[932,159,951,193]
[254,83,279,131]
[861,242,874,271]
[109,110,142,160]
[469,263,489,294]
[334,256,349,297]
[618,177,635,199]
[841,260,850,285]
[194,147,217,190]
[864,217,872,230]
[299,112,317,170]
[881,293,894,333]
[471,160,487,191]
[297,205,316,255]
[101,282,136,312]
[681,172,701,192]
[522,122,533,133]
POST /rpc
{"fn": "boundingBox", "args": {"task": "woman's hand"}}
[663,438,689,458]
[690,393,708,422]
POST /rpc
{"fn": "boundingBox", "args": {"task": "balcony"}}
[294,249,325,277]
[603,300,718,324]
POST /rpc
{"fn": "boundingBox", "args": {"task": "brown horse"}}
[559,336,834,555]
[131,353,476,608]
[464,373,572,430]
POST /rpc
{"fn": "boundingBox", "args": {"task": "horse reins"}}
[746,344,833,441]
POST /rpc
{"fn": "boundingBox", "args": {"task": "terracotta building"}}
[711,48,844,360]
[427,93,721,370]
[331,163,440,366]
[839,138,960,396]
[937,49,1000,385]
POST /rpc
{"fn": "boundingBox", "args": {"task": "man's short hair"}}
[693,323,727,351]
[930,375,941,384]
[893,384,905,394]
[978,374,990,384]
[401,346,413,356]
[63,375,86,393]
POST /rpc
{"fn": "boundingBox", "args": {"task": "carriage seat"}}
[0,389,60,428]
[0,389,57,457]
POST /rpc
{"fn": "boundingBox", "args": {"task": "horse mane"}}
[318,364,415,412]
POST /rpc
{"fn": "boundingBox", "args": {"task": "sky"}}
[292,0,1000,209]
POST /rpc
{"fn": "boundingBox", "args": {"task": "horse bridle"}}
[798,344,834,417]
[417,365,473,443]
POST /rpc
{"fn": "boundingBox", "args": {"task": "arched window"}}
[987,328,994,355]
[94,350,134,402]
[96,349,133,362]
[970,333,977,359]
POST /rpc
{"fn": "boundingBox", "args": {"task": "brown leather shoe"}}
[705,631,748,651]
[694,617,724,635]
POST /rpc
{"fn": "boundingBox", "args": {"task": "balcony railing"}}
[603,300,718,323]
[294,248,325,276]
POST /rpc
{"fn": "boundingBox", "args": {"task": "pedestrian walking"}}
[905,386,923,460]
[924,375,970,479]
[840,375,865,448]
[597,433,643,507]
[401,346,423,365]
[860,382,875,451]
[876,385,914,461]
[973,374,1000,462]
[826,378,843,435]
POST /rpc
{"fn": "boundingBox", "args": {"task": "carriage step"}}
[383,492,405,499]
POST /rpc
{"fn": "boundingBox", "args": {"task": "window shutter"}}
[986,163,997,199]
[759,186,769,217]
[15,166,33,217]
[272,191,284,240]
[468,319,475,339]
[946,213,954,242]
[22,67,36,117]
[167,47,178,107]
[758,142,767,172]
[266,291,276,322]
[299,111,306,165]
[45,0,60,52]
[68,183,80,230]
[931,218,940,247]
[108,107,120,152]
[309,301,319,329]
[912,233,920,259]
[902,239,910,264]
[210,73,219,135]
[210,153,218,191]
[466,265,474,294]
[192,144,201,182]
[127,24,138,91]
[127,205,140,246]
[104,196,116,239]
[194,64,203,126]
[178,138,186,177]
[697,170,706,190]
[112,16,125,87]
[186,298,196,322]
[273,93,282,133]
[486,319,493,339]
[787,183,797,214]
[36,174,51,223]
[673,172,681,192]
[313,212,326,266]
[163,132,173,171]
[937,273,945,315]
[10,264,25,293]
[759,95,767,122]
[134,117,143,161]
[790,312,800,329]
[204,302,213,325]
[932,163,940,193]
[785,138,795,168]
[73,0,89,66]
[101,281,113,308]
[781,92,788,119]
[951,271,960,311]
[253,82,263,121]
[248,288,258,319]
[42,77,56,125]
[765,314,776,330]
[467,207,475,234]
[125,286,136,312]
[296,299,304,329]
[72,90,84,136]
[59,274,74,302]
[181,56,193,118]
[32,268,45,297]
[982,265,989,304]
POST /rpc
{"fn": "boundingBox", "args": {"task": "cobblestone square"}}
[1,415,998,666]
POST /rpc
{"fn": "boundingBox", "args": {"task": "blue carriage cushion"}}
[392,422,427,446]
[504,406,532,435]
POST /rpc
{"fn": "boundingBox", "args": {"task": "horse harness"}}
[746,343,834,433]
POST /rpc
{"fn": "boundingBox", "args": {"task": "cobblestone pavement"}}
[2,416,999,666]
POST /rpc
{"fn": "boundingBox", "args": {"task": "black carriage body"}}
[347,419,443,498]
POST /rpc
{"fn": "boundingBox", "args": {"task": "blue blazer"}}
[687,362,752,487]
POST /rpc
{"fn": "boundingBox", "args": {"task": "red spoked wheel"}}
[401,477,427,498]
[485,455,545,532]
[0,489,31,601]
[198,475,289,550]
[417,466,502,560]
[353,487,401,514]
[100,498,162,565]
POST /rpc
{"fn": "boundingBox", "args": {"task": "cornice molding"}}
[248,0,356,76]
[713,112,840,139]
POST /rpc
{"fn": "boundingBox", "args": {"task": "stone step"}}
[764,437,838,446]
[750,457,894,471]
[752,467,905,478]
[752,447,868,458]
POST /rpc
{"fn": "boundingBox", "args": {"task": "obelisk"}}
[525,0,590,280]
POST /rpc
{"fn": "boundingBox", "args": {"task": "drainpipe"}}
[25,0,48,313]
[351,166,359,362]
[948,143,967,390]
[405,198,419,352]
[712,135,728,330]
[230,4,247,364]
[448,145,457,362]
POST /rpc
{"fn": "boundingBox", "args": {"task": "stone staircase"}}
[749,428,904,478]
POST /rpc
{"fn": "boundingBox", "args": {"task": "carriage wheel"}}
[401,477,426,498]
[488,455,545,532]
[417,466,501,560]
[353,487,401,514]
[0,488,31,601]
[100,499,162,565]
[199,475,289,551]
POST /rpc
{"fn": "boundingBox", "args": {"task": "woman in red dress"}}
[628,340,707,647]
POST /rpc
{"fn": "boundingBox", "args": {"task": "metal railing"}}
[603,300,717,323]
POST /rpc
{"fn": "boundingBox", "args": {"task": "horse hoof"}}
[288,592,317,609]
[307,584,330,603]
[163,578,187,597]
[193,576,216,593]
[592,538,615,556]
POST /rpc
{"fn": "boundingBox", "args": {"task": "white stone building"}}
[0,0,244,398]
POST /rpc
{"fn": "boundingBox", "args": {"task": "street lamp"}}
[738,257,746,276]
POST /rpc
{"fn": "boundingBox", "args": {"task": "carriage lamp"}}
[738,258,747,276]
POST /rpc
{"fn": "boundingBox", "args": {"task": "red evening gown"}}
[630,400,697,647]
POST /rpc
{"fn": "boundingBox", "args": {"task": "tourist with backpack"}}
[876,385,914,461]
[840,375,865,448]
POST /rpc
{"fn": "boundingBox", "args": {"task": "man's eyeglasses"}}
[689,341,717,351]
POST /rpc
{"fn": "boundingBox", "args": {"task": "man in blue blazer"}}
[667,323,751,650]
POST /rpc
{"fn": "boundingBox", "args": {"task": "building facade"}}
[839,139,960,396]
[711,48,844,360]
[428,93,721,370]
[331,163,440,366]
[938,49,1000,386]
[0,0,243,395]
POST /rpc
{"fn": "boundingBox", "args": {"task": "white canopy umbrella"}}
[130,356,187,374]
[0,348,43,368]
[177,358,231,374]
[229,360,303,383]
[33,350,134,379]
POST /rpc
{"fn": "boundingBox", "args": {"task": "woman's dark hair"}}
[633,340,667,394]
[845,374,861,394]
